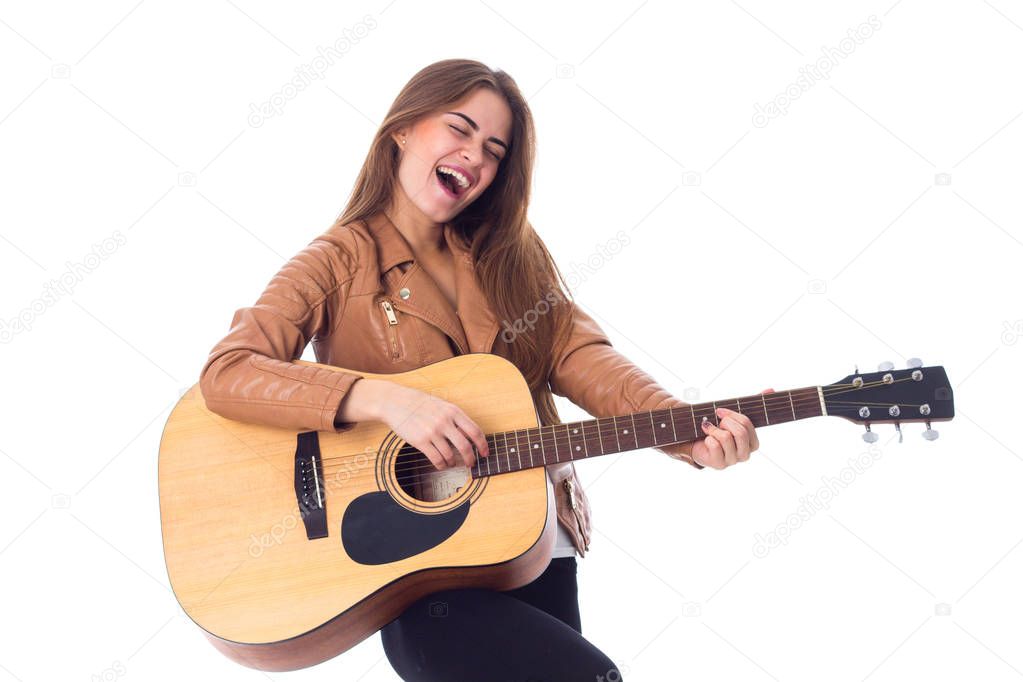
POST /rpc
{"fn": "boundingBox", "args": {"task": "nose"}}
[458,149,482,181]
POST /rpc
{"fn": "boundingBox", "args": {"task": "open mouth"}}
[435,167,469,198]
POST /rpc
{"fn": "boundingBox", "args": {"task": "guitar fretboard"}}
[469,387,823,478]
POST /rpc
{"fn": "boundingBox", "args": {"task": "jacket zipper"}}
[379,299,400,360]
[563,478,590,551]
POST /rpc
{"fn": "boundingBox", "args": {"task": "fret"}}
[490,432,498,473]
[581,419,601,456]
[568,422,583,459]
[765,393,788,426]
[525,428,534,468]
[529,427,541,463]
[467,386,823,479]
[556,423,565,462]
[690,402,717,433]
[539,424,549,465]
[743,394,767,428]
[793,387,824,420]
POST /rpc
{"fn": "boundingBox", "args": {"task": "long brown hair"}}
[334,59,573,427]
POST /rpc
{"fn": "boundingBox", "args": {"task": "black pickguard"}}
[341,492,470,565]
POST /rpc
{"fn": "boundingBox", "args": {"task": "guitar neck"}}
[469,387,824,478]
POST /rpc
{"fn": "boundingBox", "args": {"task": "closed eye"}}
[448,124,502,161]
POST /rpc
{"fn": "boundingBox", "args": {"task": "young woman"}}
[200,59,766,681]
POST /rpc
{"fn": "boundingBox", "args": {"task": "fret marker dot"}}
[575,446,581,451]
[533,444,539,449]
[660,423,666,428]
[573,428,578,434]
[510,448,515,452]
[623,429,629,434]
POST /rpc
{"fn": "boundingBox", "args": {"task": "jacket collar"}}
[364,211,500,355]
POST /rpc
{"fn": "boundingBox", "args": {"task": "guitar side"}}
[158,353,558,671]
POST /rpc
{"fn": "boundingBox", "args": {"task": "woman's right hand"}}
[368,380,490,470]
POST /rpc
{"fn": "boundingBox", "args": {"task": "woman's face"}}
[392,87,513,223]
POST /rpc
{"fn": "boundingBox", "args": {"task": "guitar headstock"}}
[824,359,954,443]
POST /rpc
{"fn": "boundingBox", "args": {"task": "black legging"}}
[380,557,624,681]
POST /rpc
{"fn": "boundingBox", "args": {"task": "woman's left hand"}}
[689,388,773,469]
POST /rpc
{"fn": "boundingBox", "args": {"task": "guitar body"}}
[159,353,557,671]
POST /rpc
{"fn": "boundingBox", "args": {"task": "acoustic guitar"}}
[158,353,954,671]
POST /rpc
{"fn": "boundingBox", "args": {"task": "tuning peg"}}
[907,357,923,368]
[877,361,895,371]
[862,424,879,443]
[922,420,939,441]
[894,422,903,443]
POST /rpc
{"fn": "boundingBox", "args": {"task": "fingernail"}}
[702,416,711,429]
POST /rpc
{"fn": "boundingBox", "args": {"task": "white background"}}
[2,1,1021,680]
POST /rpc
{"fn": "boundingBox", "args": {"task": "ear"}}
[391,128,409,148]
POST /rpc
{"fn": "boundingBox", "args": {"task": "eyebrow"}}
[445,111,509,151]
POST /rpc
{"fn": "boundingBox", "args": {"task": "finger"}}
[699,420,727,469]
[719,416,751,462]
[689,441,706,467]
[453,413,489,458]
[445,428,477,468]
[426,441,454,470]
[761,388,775,394]
[720,407,759,453]
[431,434,460,469]
[738,411,761,452]
[718,408,754,433]
[703,417,737,466]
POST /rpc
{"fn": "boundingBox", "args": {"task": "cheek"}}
[476,168,500,193]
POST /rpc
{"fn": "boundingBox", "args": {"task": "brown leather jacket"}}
[199,211,702,558]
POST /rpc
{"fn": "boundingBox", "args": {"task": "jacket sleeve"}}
[198,233,365,433]
[548,302,704,469]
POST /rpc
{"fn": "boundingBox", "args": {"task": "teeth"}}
[437,166,471,190]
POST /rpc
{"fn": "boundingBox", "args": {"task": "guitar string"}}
[316,384,927,477]
[316,395,935,483]
[317,390,832,470]
[316,398,931,493]
[316,376,918,469]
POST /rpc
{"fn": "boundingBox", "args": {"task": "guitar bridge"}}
[294,431,328,540]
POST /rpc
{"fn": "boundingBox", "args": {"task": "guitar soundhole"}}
[394,442,471,503]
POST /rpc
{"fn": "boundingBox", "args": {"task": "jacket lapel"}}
[366,212,499,356]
